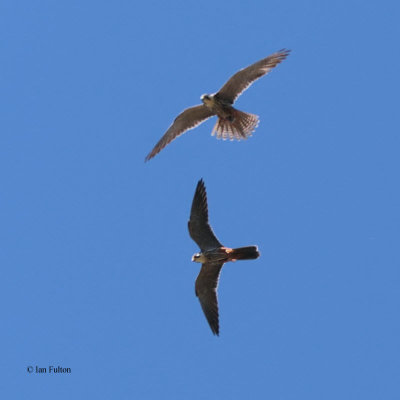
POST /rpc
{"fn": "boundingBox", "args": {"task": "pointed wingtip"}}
[210,324,219,336]
[196,178,206,193]
[279,48,291,57]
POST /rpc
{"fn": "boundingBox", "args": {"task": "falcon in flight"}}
[188,179,260,335]
[145,49,290,161]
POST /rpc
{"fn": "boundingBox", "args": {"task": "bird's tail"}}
[212,108,259,140]
[229,246,260,261]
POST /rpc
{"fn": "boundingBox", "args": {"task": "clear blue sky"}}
[1,0,399,398]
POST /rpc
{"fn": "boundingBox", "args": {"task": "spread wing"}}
[145,105,215,161]
[216,49,291,104]
[188,179,222,252]
[195,261,224,336]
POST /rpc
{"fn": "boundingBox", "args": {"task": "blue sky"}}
[1,0,399,398]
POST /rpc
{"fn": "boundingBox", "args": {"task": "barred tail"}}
[230,246,260,261]
[211,108,259,140]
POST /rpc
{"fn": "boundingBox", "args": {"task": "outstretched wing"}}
[188,179,222,252]
[145,105,215,161]
[195,261,224,336]
[216,49,290,104]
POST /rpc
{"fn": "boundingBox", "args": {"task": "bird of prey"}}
[188,179,260,335]
[145,49,290,161]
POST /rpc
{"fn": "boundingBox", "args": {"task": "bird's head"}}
[192,252,206,263]
[200,94,212,105]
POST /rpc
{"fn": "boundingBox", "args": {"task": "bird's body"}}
[201,94,233,118]
[145,49,290,160]
[192,246,259,264]
[200,93,259,140]
[188,179,260,336]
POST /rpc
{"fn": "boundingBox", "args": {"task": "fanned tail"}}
[211,109,259,140]
[230,246,260,261]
